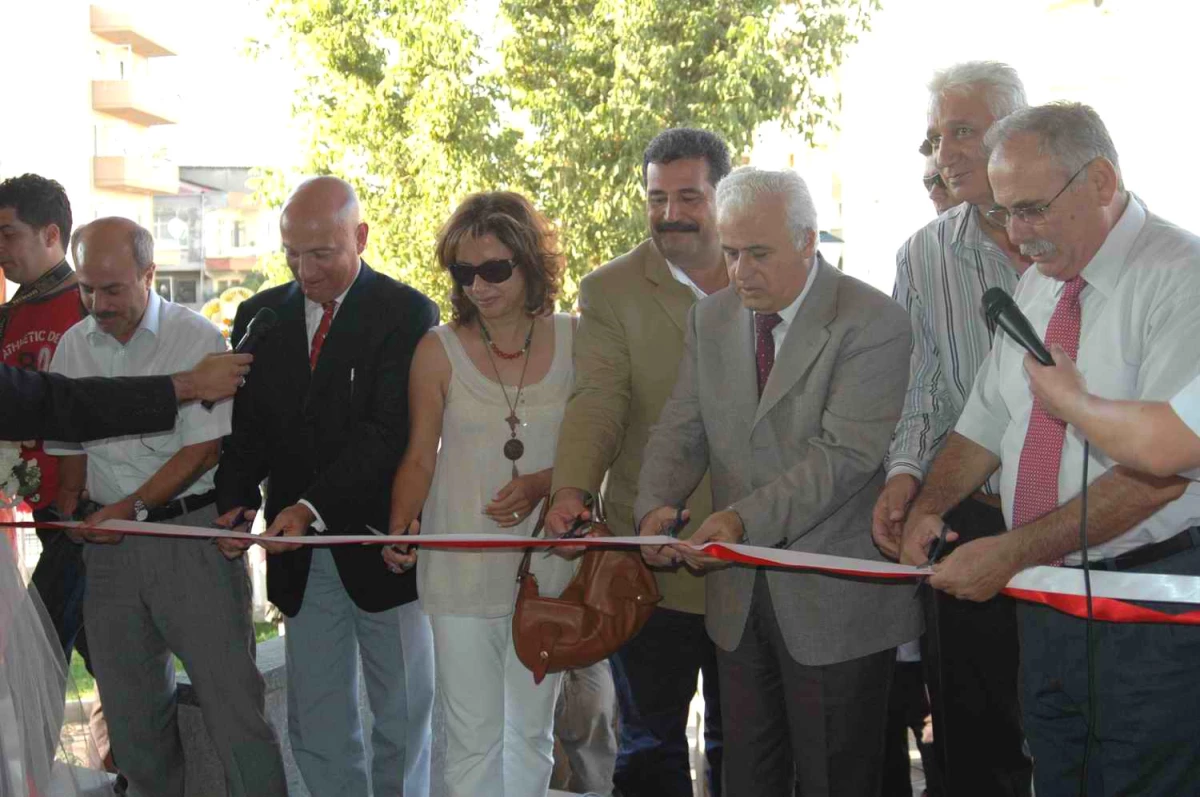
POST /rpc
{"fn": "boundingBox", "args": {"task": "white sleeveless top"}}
[418,314,577,617]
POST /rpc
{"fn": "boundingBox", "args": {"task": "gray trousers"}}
[82,503,287,797]
[285,548,435,797]
[553,660,617,796]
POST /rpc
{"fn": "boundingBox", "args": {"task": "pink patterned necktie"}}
[1012,277,1086,532]
[309,300,337,371]
[755,312,782,397]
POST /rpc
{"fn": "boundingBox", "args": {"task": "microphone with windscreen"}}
[981,287,1054,366]
[201,307,278,409]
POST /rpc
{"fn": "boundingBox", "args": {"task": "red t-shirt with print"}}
[1,287,86,510]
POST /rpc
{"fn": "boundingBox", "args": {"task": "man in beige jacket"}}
[546,128,729,797]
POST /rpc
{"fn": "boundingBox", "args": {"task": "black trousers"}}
[921,497,1031,797]
[29,507,92,671]
[882,660,942,797]
[718,571,893,797]
[613,607,723,797]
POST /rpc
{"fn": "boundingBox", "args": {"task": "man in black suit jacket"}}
[0,353,251,441]
[214,177,438,797]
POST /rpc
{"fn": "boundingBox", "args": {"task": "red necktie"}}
[755,312,783,397]
[1012,277,1086,531]
[309,300,337,371]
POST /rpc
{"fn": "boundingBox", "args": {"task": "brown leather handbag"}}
[512,500,661,684]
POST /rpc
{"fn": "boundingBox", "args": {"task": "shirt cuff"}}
[298,499,327,532]
[886,462,925,483]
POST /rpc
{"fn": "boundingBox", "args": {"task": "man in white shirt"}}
[46,217,286,797]
[901,103,1200,796]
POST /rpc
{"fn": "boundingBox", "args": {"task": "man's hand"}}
[929,534,1021,601]
[1024,344,1087,424]
[484,473,547,528]
[260,502,314,555]
[383,519,419,573]
[56,486,84,521]
[872,474,921,560]
[900,512,959,567]
[675,509,743,572]
[544,489,590,536]
[77,499,131,545]
[638,505,690,567]
[172,353,253,403]
[213,507,256,560]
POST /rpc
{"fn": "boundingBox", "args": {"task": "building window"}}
[155,278,173,301]
[175,279,198,304]
[233,220,247,248]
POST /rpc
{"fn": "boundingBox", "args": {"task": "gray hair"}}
[715,166,817,248]
[984,101,1123,187]
[928,61,1027,121]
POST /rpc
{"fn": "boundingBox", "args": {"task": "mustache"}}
[655,221,700,234]
[1020,239,1057,257]
[93,312,119,321]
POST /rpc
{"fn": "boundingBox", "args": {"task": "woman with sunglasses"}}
[383,191,577,796]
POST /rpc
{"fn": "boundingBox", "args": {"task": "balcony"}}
[92,80,179,126]
[90,5,175,58]
[94,156,179,196]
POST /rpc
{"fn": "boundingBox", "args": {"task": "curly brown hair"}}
[435,192,564,325]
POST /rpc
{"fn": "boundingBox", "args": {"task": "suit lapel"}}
[276,283,311,392]
[752,259,837,429]
[642,244,696,333]
[712,293,760,435]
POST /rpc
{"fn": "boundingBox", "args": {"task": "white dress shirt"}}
[298,261,360,531]
[45,290,230,505]
[666,260,709,300]
[754,255,820,356]
[956,197,1200,562]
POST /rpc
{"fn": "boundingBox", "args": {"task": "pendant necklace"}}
[479,318,536,478]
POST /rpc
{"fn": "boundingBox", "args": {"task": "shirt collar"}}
[304,259,361,312]
[772,255,820,329]
[86,287,161,346]
[1072,193,1145,299]
[665,260,708,300]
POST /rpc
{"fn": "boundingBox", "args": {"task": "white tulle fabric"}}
[0,539,108,796]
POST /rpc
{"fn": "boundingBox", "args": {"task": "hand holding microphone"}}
[201,307,278,410]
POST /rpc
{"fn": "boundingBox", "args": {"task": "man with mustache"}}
[872,62,1034,796]
[902,101,1200,796]
[44,217,287,797]
[545,128,728,796]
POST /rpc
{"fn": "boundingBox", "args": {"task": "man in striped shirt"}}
[872,61,1033,797]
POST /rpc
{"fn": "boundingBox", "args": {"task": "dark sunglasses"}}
[922,172,946,192]
[448,259,516,287]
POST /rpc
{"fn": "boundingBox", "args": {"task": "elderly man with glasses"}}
[871,61,1034,797]
[901,101,1200,797]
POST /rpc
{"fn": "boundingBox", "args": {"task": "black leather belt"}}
[146,490,217,523]
[1069,526,1200,572]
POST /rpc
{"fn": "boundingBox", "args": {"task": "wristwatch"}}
[132,497,149,522]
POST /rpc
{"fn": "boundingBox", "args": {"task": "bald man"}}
[214,177,439,797]
[45,218,287,797]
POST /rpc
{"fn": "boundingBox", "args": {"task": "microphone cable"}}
[1077,441,1096,797]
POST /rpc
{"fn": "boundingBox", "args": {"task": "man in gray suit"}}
[635,166,920,796]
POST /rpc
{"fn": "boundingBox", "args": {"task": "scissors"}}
[912,521,950,598]
[544,514,593,558]
[368,524,415,571]
[665,506,687,539]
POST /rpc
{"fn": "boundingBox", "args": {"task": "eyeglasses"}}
[448,259,516,287]
[923,172,946,193]
[985,161,1091,227]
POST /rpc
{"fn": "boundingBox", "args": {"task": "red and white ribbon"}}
[10,519,1200,625]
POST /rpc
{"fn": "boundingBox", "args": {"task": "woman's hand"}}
[383,519,420,573]
[483,470,551,528]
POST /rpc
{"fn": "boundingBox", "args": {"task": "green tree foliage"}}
[261,0,879,311]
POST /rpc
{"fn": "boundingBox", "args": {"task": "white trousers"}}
[431,613,563,797]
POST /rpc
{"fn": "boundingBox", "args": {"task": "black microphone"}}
[981,287,1053,366]
[201,307,278,410]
